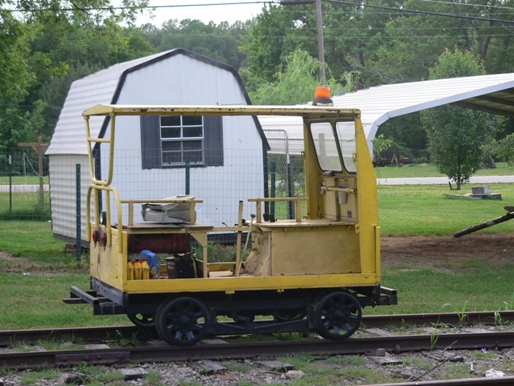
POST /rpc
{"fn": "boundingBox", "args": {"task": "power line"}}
[419,0,514,12]
[327,0,514,25]
[8,1,277,12]
[8,0,514,26]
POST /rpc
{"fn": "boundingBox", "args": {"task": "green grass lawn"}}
[0,175,49,185]
[374,161,514,178]
[377,259,514,315]
[0,221,67,260]
[0,271,129,329]
[378,183,514,236]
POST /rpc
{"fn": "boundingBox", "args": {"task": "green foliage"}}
[143,19,251,70]
[0,0,154,148]
[488,125,514,166]
[377,114,428,161]
[15,0,151,26]
[249,49,347,105]
[442,301,469,324]
[0,13,37,147]
[421,49,503,189]
[19,367,61,385]
[242,4,302,87]
[372,134,394,164]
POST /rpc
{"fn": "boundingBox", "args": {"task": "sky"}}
[135,1,271,26]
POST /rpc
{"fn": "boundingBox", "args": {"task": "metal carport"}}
[260,72,514,155]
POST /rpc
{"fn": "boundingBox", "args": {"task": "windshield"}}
[311,122,340,171]
[310,121,356,173]
[336,121,356,173]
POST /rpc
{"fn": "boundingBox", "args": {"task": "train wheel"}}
[314,291,362,340]
[155,297,210,346]
[127,313,155,328]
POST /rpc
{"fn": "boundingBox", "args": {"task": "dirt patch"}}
[382,233,514,267]
[0,251,48,272]
[1,233,513,272]
[0,251,30,264]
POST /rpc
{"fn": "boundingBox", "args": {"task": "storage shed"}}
[46,49,269,245]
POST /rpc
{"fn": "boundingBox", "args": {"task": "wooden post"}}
[18,136,49,207]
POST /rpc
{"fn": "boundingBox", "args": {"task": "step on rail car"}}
[65,102,397,346]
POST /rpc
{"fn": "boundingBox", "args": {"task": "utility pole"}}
[18,136,49,207]
[315,0,326,85]
[281,0,326,85]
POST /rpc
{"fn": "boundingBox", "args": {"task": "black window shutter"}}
[204,116,223,166]
[140,116,161,169]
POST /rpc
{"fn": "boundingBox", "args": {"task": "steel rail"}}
[0,326,138,347]
[361,310,514,327]
[2,310,514,347]
[364,377,514,385]
[2,330,514,369]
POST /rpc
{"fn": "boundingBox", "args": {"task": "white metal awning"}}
[260,72,514,155]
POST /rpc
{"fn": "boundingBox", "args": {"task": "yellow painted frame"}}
[84,104,381,296]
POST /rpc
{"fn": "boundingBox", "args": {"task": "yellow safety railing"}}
[84,114,116,186]
[248,197,307,223]
[86,184,123,252]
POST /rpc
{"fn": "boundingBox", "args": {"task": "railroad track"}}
[2,310,514,385]
[3,309,513,347]
[2,330,514,369]
[364,377,514,385]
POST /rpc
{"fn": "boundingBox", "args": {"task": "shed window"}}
[161,116,204,165]
[141,115,223,169]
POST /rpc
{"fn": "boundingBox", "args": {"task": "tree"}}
[249,49,349,105]
[0,0,153,147]
[488,118,514,165]
[142,19,251,71]
[421,49,503,189]
[240,4,299,91]
[25,21,155,140]
[0,6,36,147]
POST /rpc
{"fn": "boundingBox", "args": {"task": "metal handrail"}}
[248,197,307,223]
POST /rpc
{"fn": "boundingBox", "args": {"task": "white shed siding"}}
[118,55,247,105]
[105,55,263,226]
[102,143,264,227]
[48,154,92,243]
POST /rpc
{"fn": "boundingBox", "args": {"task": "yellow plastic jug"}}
[141,259,150,280]
[128,260,135,280]
[133,260,142,280]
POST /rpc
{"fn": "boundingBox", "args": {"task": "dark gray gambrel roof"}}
[261,72,514,155]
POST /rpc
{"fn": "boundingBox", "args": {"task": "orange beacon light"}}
[313,86,333,105]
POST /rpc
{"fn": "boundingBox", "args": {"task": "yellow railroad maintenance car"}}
[66,101,397,345]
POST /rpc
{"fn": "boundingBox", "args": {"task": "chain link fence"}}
[0,147,50,221]
[264,129,306,220]
[0,137,307,234]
